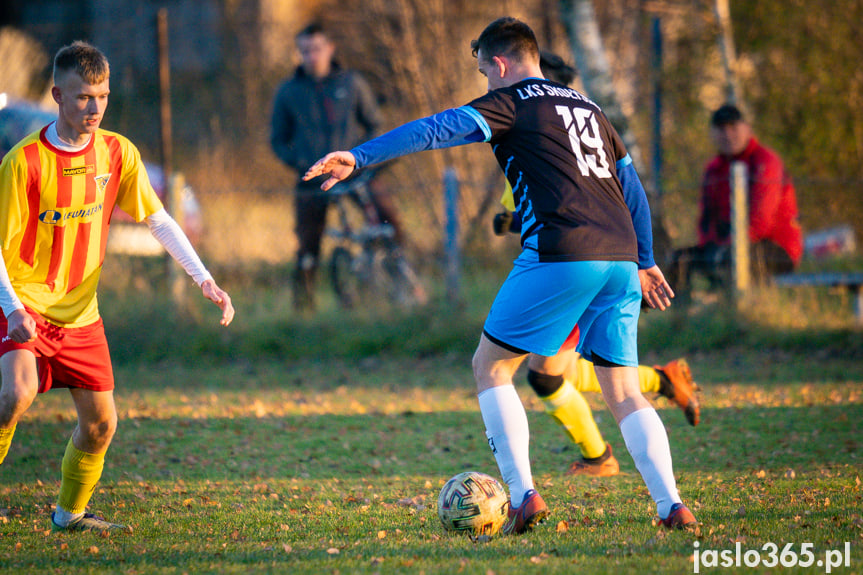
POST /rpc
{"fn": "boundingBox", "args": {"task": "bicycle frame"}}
[321,171,422,308]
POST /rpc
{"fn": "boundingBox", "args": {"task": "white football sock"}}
[619,407,681,518]
[477,385,534,508]
[52,505,84,527]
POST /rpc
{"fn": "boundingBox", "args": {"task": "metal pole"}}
[731,161,750,296]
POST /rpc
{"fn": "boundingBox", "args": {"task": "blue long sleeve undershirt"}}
[350,107,487,169]
[616,155,655,269]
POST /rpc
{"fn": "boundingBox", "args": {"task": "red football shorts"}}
[561,324,580,352]
[0,308,114,393]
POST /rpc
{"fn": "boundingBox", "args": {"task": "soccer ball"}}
[437,471,509,535]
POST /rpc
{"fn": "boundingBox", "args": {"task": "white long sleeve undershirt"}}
[145,208,212,286]
[0,257,24,317]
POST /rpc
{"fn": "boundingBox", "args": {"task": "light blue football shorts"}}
[482,251,642,366]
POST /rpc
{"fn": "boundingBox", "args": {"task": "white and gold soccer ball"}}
[437,471,509,535]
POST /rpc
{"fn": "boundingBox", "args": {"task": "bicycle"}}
[322,170,426,309]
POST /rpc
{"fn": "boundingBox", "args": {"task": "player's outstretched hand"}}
[639,265,674,311]
[201,279,234,326]
[302,151,357,191]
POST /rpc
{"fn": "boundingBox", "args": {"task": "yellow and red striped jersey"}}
[0,125,163,327]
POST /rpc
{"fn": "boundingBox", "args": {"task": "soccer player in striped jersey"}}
[303,18,697,533]
[0,41,234,533]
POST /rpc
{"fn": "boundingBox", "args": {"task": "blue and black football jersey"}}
[466,79,638,263]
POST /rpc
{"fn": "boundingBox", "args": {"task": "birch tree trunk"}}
[558,0,671,264]
[714,0,740,105]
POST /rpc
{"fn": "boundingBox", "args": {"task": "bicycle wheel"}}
[330,246,363,308]
[382,248,426,307]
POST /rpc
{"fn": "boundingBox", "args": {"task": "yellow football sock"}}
[0,424,16,465]
[541,380,607,459]
[638,365,662,393]
[57,438,105,514]
[572,357,662,394]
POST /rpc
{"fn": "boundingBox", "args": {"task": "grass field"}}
[1,274,862,574]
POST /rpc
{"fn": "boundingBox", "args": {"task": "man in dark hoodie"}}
[270,22,404,311]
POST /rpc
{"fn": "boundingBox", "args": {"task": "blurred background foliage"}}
[1,0,861,280]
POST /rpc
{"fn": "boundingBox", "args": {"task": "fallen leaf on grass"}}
[377,530,387,539]
[556,520,569,533]
[87,546,99,554]
[530,552,551,564]
[327,547,340,554]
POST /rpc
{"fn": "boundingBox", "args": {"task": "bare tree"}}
[713,0,740,105]
[558,0,671,262]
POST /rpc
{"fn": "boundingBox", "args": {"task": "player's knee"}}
[527,370,564,397]
[0,377,38,422]
[83,414,118,446]
[471,349,488,385]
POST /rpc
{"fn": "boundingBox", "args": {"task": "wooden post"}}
[651,17,664,202]
[157,8,184,304]
[444,167,461,303]
[169,173,187,304]
[157,8,172,190]
[731,161,750,295]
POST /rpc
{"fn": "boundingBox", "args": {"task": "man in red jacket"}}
[668,104,802,293]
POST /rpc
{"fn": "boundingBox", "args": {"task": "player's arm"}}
[616,154,655,270]
[304,107,488,190]
[145,209,234,326]
[616,155,674,309]
[0,251,35,343]
[0,158,36,341]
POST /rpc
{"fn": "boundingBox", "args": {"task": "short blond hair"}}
[53,41,110,85]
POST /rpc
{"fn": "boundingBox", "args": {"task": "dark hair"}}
[711,104,743,126]
[471,17,539,64]
[540,50,577,85]
[53,41,109,85]
[297,22,327,40]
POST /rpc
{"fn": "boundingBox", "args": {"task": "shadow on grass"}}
[6,404,860,485]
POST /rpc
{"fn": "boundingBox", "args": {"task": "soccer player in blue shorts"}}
[303,17,697,533]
